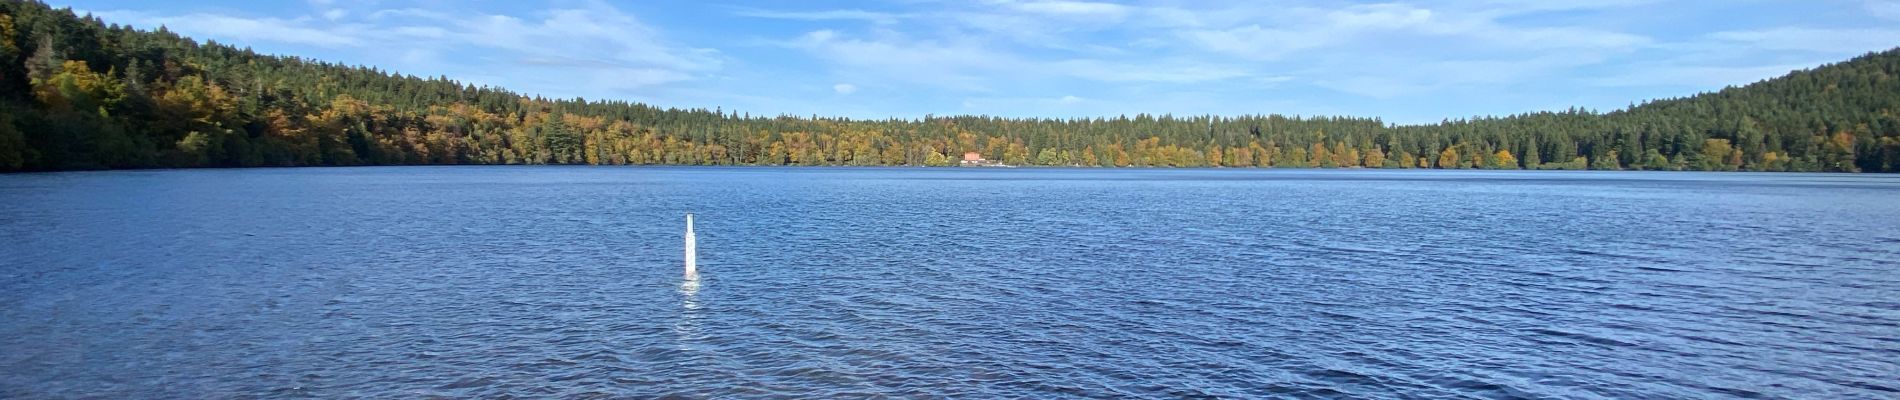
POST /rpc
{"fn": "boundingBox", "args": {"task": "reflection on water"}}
[679,279,702,300]
[675,279,704,350]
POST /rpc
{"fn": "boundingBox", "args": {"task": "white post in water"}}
[684,213,698,281]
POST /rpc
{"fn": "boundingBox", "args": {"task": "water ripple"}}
[1,167,1898,398]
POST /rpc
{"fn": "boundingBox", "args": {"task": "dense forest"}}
[1,1,1897,173]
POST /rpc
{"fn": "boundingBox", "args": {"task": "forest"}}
[1,1,1897,173]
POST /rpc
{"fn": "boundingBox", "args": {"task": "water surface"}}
[2,167,1897,398]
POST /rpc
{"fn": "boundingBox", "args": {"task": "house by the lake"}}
[960,152,1005,167]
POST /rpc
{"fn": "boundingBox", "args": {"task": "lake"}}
[1,166,1897,398]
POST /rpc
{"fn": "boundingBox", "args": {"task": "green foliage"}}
[32,60,121,114]
[1035,148,1059,166]
[0,112,25,169]
[1697,139,1735,171]
[175,130,214,165]
[924,151,950,167]
[1592,150,1622,171]
[1643,149,1671,170]
[0,0,1898,173]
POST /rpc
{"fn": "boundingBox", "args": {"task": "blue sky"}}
[47,0,1900,124]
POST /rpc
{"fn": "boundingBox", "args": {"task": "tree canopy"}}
[1,1,1897,172]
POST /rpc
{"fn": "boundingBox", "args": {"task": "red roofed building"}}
[959,151,1003,166]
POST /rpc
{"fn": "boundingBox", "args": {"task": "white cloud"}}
[960,94,1091,111]
[1594,63,1816,87]
[1317,77,1432,99]
[783,26,1260,91]
[1181,24,1326,61]
[1177,3,1648,61]
[803,29,837,43]
[70,0,1899,121]
[1311,54,1605,98]
[1053,59,1250,83]
[1451,0,1658,16]
[787,29,1014,90]
[1499,27,1650,50]
[84,2,721,97]
[767,1,1658,103]
[368,4,725,93]
[388,26,448,39]
[86,10,358,47]
[732,8,905,24]
[1868,0,1900,20]
[1326,3,1437,30]
[1709,27,1900,54]
[1001,0,1131,20]
[365,8,451,20]
[1128,2,1659,100]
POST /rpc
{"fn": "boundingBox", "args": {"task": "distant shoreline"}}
[4,1,1893,174]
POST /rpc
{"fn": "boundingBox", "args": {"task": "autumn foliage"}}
[2,1,1898,172]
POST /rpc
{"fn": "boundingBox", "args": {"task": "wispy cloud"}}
[992,0,1131,20]
[1052,59,1251,83]
[85,10,359,47]
[1176,3,1649,61]
[1709,27,1900,54]
[749,0,1881,118]
[959,94,1093,111]
[64,0,1900,122]
[86,1,720,95]
[1594,63,1817,87]
[1868,0,1900,20]
[786,29,1015,90]
[730,7,906,24]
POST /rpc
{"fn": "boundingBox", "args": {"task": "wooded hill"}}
[2,0,1896,172]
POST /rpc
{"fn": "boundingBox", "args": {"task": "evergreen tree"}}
[0,0,1896,173]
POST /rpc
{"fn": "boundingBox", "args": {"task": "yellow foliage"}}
[32,60,123,113]
[1437,146,1460,169]
[0,15,17,55]
[1492,149,1517,169]
[1363,147,1386,168]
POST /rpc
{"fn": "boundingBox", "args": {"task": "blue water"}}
[2,167,1897,398]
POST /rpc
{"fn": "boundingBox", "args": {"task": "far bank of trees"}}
[1,1,1897,173]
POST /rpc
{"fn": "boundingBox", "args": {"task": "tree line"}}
[2,1,1897,173]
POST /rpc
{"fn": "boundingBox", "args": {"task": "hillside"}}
[1,0,1896,172]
